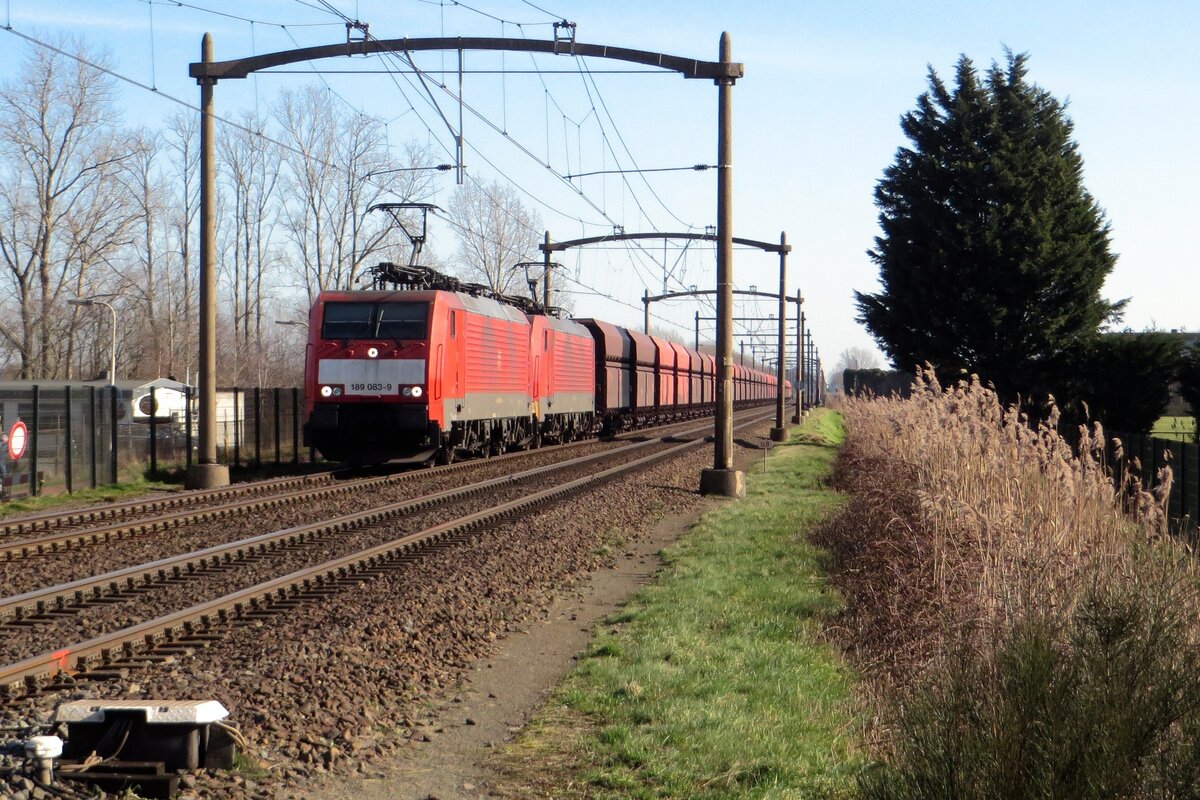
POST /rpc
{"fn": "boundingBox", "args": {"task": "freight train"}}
[302,263,788,466]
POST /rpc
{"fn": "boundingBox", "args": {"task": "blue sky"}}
[2,0,1197,371]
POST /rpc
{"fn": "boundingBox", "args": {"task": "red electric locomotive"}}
[527,313,596,445]
[303,262,790,466]
[303,264,546,465]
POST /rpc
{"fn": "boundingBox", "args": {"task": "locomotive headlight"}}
[402,387,413,397]
[410,386,423,398]
[332,387,343,396]
[320,385,333,398]
[367,347,379,358]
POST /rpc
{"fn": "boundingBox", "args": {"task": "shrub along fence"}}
[0,384,309,499]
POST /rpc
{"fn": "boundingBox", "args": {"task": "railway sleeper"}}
[70,672,127,683]
[2,415,737,696]
[152,644,196,656]
[120,655,177,665]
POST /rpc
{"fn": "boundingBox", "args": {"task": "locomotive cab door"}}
[543,329,554,409]
[434,345,443,399]
[450,310,462,399]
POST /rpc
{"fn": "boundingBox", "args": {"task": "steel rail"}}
[0,419,732,627]
[0,474,394,562]
[0,407,728,560]
[0,472,335,539]
[0,411,775,692]
[0,403,734,541]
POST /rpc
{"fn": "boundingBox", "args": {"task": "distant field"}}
[1151,416,1197,442]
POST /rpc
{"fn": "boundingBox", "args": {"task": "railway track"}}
[0,410,773,697]
[0,408,736,553]
[0,471,337,541]
[0,411,751,601]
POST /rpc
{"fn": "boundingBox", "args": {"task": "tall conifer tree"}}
[856,52,1121,402]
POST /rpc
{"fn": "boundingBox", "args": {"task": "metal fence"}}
[1109,431,1200,539]
[0,385,309,499]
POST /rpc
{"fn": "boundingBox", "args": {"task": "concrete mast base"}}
[699,467,745,498]
[185,463,230,490]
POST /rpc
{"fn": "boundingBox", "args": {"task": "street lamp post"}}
[68,298,117,384]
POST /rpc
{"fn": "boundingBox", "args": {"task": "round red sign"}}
[8,421,27,461]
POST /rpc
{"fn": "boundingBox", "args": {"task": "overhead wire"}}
[577,57,698,230]
[145,0,706,274]
[288,1,458,162]
[502,35,690,298]
[0,25,432,218]
[457,17,690,298]
[139,0,343,29]
[563,54,718,312]
[6,3,722,343]
[297,0,709,312]
[566,53,720,312]
[412,0,554,28]
[296,0,617,230]
[518,0,564,19]
[136,2,726,332]
[391,16,735,330]
[278,4,593,247]
[280,2,603,252]
[347,6,772,344]
[413,177,686,332]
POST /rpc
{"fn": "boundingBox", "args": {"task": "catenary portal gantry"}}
[543,231,794,441]
[188,31,748,496]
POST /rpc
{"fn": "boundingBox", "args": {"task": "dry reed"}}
[819,367,1200,788]
[838,368,1185,649]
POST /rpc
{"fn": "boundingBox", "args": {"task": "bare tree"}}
[115,127,176,379]
[162,109,200,381]
[0,39,136,379]
[831,346,883,389]
[448,180,543,295]
[276,87,435,303]
[218,111,282,384]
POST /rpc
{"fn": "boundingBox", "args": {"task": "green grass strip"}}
[507,409,861,799]
[0,477,182,518]
[1150,415,1197,442]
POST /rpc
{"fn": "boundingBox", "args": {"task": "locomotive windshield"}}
[321,301,429,340]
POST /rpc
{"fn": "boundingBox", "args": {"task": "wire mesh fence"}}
[1110,431,1198,539]
[0,384,309,500]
